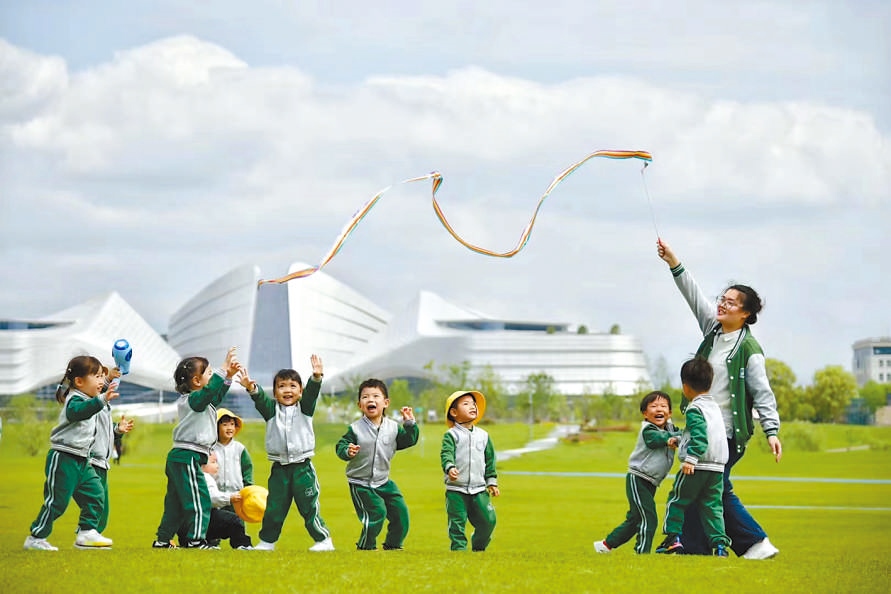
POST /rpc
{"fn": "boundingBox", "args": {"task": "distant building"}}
[852,337,891,386]
[0,292,180,396]
[167,263,651,419]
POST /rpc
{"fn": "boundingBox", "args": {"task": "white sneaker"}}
[309,537,335,552]
[254,540,275,551]
[74,529,113,548]
[742,537,779,560]
[24,535,58,551]
[593,540,611,554]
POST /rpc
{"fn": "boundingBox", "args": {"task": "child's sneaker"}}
[308,537,335,552]
[24,535,58,551]
[655,534,684,554]
[593,540,611,554]
[74,529,113,549]
[235,545,254,550]
[182,539,220,549]
[742,537,779,560]
[714,544,729,557]
[254,540,275,551]
[151,540,178,549]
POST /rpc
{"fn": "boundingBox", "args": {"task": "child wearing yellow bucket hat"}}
[441,390,500,551]
[212,408,254,509]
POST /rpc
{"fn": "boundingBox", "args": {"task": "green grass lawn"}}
[1,420,889,593]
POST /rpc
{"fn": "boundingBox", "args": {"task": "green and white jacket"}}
[172,371,232,455]
[628,420,680,486]
[670,263,780,453]
[336,416,419,488]
[250,378,322,465]
[49,389,108,458]
[441,424,497,495]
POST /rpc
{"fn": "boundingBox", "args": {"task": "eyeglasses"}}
[717,296,742,310]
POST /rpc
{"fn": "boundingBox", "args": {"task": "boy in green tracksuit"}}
[594,391,680,554]
[657,358,731,557]
[336,378,419,550]
[441,390,499,551]
[153,348,241,549]
[240,354,334,551]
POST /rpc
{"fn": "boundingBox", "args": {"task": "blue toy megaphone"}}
[112,339,132,375]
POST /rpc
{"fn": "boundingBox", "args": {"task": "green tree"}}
[519,372,558,422]
[577,325,589,335]
[765,358,806,420]
[387,378,415,410]
[859,381,891,414]
[9,394,55,456]
[803,365,858,423]
[474,365,507,421]
[609,324,621,335]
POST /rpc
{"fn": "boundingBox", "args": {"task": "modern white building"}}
[852,337,891,386]
[0,292,180,395]
[167,264,651,407]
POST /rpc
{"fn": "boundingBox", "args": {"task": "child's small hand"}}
[310,354,324,379]
[401,406,414,422]
[108,367,122,380]
[105,387,120,402]
[682,461,695,475]
[347,443,360,458]
[118,416,135,433]
[487,485,500,497]
[448,467,459,481]
[223,347,240,378]
[668,436,678,450]
[230,492,242,504]
[237,366,256,392]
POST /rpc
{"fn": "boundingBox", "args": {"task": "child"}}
[152,347,241,549]
[80,365,135,536]
[213,408,254,507]
[594,391,680,554]
[178,453,253,549]
[335,378,419,550]
[25,355,118,550]
[656,358,731,557]
[441,390,499,552]
[240,355,334,551]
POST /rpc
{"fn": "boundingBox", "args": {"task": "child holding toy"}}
[213,408,253,509]
[25,355,118,551]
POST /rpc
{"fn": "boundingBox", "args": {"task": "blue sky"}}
[1,1,888,384]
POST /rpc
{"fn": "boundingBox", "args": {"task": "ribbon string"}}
[258,149,652,287]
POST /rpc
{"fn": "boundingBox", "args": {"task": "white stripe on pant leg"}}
[350,484,371,548]
[33,451,61,535]
[309,463,330,539]
[630,478,648,554]
[186,461,203,540]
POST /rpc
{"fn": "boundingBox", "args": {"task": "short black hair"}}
[680,357,714,394]
[639,390,672,412]
[273,368,303,388]
[358,378,388,401]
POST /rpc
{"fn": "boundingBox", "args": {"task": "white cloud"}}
[1,33,888,383]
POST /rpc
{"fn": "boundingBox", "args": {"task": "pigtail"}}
[54,371,72,404]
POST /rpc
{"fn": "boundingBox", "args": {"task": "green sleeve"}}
[300,377,322,416]
[250,384,277,421]
[188,372,230,412]
[684,408,708,460]
[65,394,105,421]
[642,424,674,449]
[484,436,497,481]
[241,448,253,486]
[335,426,358,461]
[441,431,457,473]
[395,422,419,450]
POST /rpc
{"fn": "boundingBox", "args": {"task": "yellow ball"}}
[233,485,268,523]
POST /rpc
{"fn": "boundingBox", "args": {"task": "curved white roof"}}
[0,292,180,394]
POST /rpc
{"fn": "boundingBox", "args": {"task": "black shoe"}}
[656,534,684,554]
[714,544,729,557]
[182,539,220,550]
[382,544,403,550]
[151,540,177,549]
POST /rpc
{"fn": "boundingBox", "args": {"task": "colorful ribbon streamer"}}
[257,149,652,287]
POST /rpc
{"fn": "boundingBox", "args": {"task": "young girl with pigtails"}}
[24,355,120,551]
[153,347,242,549]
